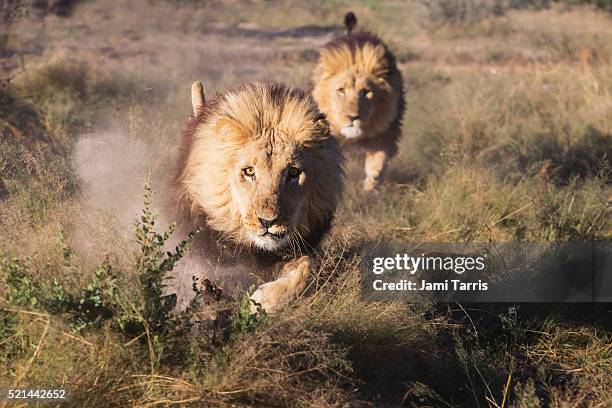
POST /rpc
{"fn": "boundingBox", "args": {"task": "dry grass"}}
[1,0,611,406]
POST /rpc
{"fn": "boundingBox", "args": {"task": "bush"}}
[424,0,551,26]
[0,181,195,336]
[562,0,612,11]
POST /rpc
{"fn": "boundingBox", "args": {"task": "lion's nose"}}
[348,114,360,121]
[258,216,278,229]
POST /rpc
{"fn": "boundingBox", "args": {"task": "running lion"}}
[173,81,344,313]
[312,11,405,191]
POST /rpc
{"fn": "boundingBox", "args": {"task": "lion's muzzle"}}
[340,125,363,139]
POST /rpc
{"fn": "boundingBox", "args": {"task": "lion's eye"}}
[243,167,255,178]
[337,88,345,95]
[288,167,301,178]
[360,88,372,98]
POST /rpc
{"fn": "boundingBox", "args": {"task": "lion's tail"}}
[344,11,357,35]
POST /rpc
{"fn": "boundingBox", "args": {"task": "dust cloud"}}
[74,129,153,227]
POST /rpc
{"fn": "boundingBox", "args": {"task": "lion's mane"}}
[312,31,405,155]
[173,82,344,257]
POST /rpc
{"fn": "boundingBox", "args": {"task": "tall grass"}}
[0,0,611,406]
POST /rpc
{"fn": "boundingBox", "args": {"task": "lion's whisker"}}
[295,225,317,253]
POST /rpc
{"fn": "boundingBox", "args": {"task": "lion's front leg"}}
[250,256,311,314]
[363,148,389,192]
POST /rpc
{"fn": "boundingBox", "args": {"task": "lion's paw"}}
[362,177,381,192]
[250,256,311,314]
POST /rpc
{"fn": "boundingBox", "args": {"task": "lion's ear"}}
[191,81,206,116]
[214,116,247,144]
[374,44,386,59]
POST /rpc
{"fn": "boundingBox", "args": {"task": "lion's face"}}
[312,39,400,141]
[229,136,315,250]
[178,82,344,252]
[321,71,385,140]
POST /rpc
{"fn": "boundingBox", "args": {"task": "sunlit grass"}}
[1,0,611,406]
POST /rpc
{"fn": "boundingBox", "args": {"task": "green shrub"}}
[1,181,195,336]
[229,285,266,335]
[1,255,38,307]
[134,179,193,335]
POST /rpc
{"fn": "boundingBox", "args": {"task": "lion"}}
[173,81,344,313]
[312,11,405,191]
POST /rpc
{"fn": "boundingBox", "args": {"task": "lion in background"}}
[173,81,344,312]
[312,11,405,191]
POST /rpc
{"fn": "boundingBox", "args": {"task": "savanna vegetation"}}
[1,0,610,406]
